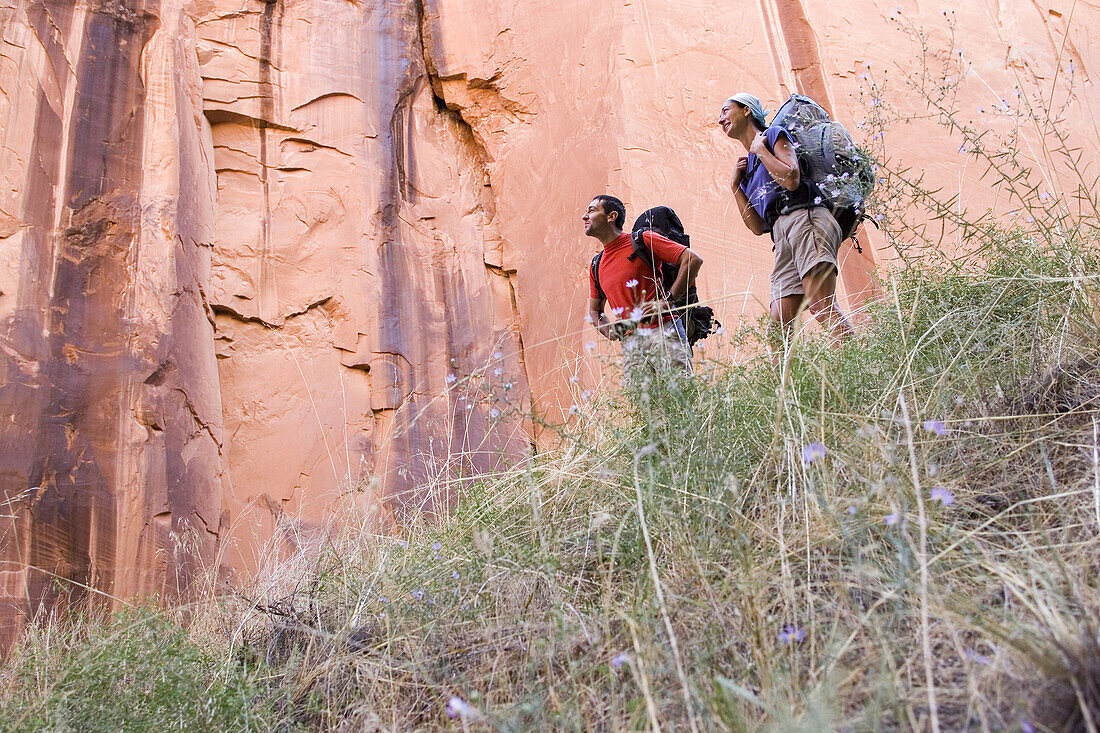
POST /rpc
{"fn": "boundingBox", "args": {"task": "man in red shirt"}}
[584,195,703,376]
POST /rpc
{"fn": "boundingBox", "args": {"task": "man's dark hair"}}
[735,102,767,132]
[593,195,626,231]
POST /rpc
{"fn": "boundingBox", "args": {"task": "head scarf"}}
[730,92,769,128]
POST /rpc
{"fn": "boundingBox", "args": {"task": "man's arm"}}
[731,157,768,235]
[667,248,702,303]
[748,132,800,191]
[588,297,614,339]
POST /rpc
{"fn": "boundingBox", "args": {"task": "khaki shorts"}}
[770,207,842,303]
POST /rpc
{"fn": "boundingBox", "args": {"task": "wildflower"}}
[432,541,442,550]
[715,325,724,335]
[493,350,503,360]
[569,375,579,384]
[465,402,474,411]
[885,511,901,526]
[801,442,826,465]
[446,696,483,721]
[412,589,425,601]
[504,381,514,390]
[611,307,624,317]
[452,570,460,579]
[584,314,593,324]
[1020,720,1035,733]
[813,196,823,205]
[930,487,955,506]
[581,389,592,401]
[611,652,629,668]
[585,341,596,353]
[779,625,807,644]
[922,419,946,435]
[493,367,503,377]
[629,307,645,322]
[398,540,409,549]
[445,373,457,384]
[379,596,388,604]
[963,648,991,664]
[625,279,639,288]
[489,408,500,418]
[568,405,579,416]
[848,506,857,515]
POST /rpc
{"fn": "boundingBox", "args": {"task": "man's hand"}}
[730,156,748,190]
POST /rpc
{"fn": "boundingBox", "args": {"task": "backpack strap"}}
[628,229,657,269]
[590,251,607,303]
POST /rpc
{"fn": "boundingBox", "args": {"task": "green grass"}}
[0,608,271,732]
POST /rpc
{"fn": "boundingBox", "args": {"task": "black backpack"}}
[590,206,720,345]
[769,94,876,244]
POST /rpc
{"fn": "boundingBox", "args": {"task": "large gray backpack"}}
[771,94,875,242]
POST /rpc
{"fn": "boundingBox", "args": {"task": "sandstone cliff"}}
[1,0,1095,644]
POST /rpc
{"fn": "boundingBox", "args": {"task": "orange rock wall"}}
[1,0,1096,642]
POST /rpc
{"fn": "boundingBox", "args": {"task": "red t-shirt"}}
[589,231,686,328]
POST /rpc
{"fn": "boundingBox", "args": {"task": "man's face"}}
[718,99,744,138]
[583,199,615,238]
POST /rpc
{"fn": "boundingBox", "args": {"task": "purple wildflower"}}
[779,625,807,644]
[922,420,946,435]
[432,541,442,550]
[611,652,629,668]
[445,696,482,721]
[411,589,425,601]
[930,487,955,506]
[847,506,858,515]
[1021,720,1035,733]
[802,442,827,465]
[885,511,901,526]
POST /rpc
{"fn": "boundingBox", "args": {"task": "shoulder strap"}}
[628,230,656,268]
[590,251,606,302]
